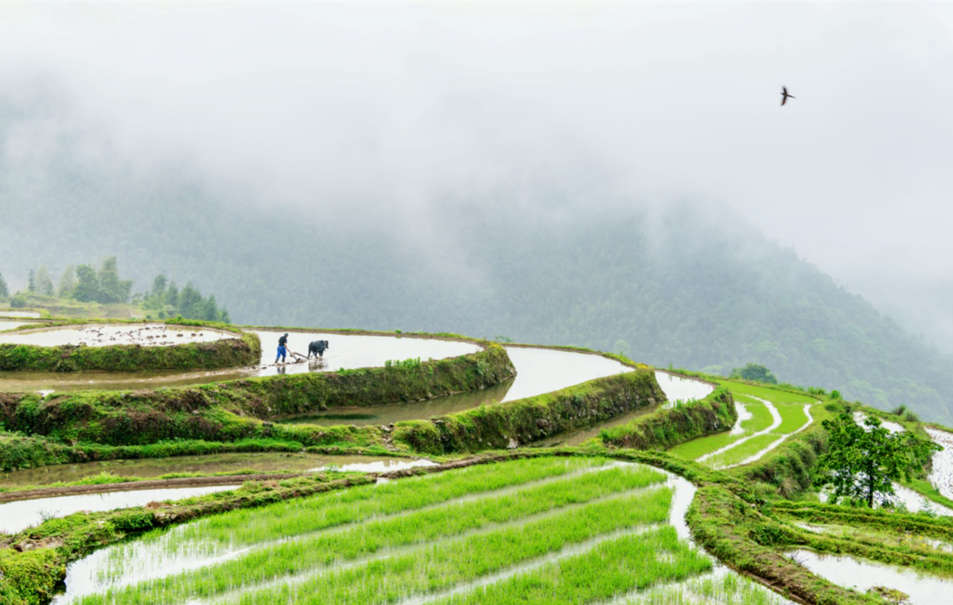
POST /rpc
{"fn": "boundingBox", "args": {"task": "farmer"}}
[276,333,289,363]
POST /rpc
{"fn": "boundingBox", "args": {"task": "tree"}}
[27,269,35,293]
[73,264,100,302]
[816,412,939,508]
[34,265,54,297]
[730,363,778,384]
[0,270,8,300]
[57,265,77,299]
[151,274,168,299]
[97,256,132,303]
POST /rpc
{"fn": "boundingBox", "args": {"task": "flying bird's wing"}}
[783,86,788,95]
[781,95,787,106]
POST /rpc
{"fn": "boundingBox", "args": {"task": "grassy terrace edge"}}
[0,319,261,372]
[0,344,516,454]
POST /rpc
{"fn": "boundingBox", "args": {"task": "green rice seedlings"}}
[85,464,667,603]
[625,571,793,605]
[82,487,673,605]
[124,456,609,560]
[433,526,712,605]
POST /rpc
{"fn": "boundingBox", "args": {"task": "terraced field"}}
[54,456,786,605]
[669,381,816,468]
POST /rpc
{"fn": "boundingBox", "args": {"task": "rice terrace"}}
[3,5,953,605]
[2,314,952,605]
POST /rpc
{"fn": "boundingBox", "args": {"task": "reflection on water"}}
[0,485,239,534]
[0,323,231,348]
[789,549,953,605]
[0,452,407,489]
[502,347,630,402]
[654,371,714,405]
[278,380,515,426]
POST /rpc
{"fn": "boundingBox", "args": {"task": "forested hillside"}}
[2,100,951,423]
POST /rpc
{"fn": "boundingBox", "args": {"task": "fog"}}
[2,3,953,347]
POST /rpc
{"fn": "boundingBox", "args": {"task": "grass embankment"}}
[0,344,515,452]
[0,319,261,372]
[393,367,663,454]
[688,486,881,605]
[597,387,736,451]
[0,434,412,474]
[85,461,666,603]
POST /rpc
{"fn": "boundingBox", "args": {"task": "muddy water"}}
[0,485,239,534]
[0,323,231,347]
[0,332,482,393]
[790,549,953,604]
[0,453,421,489]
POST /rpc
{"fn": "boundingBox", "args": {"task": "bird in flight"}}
[781,86,796,106]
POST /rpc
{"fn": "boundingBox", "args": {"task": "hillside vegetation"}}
[1,101,951,421]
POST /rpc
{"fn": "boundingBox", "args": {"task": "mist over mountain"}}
[2,92,952,425]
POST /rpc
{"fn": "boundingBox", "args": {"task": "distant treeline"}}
[1,257,229,323]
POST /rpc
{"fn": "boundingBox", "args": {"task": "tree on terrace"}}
[730,363,778,384]
[0,269,8,299]
[815,412,939,508]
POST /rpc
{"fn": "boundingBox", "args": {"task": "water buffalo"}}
[308,340,329,359]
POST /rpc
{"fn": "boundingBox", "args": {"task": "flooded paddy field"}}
[49,456,782,605]
[0,320,31,331]
[0,323,232,347]
[0,330,482,393]
[0,310,42,318]
[0,452,429,490]
[926,427,953,500]
[0,484,239,535]
[789,549,953,605]
[278,346,636,428]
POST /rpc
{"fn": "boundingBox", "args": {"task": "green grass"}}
[434,527,711,605]
[669,398,773,461]
[717,380,816,405]
[87,464,668,602]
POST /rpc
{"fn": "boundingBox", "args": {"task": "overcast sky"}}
[2,3,953,346]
